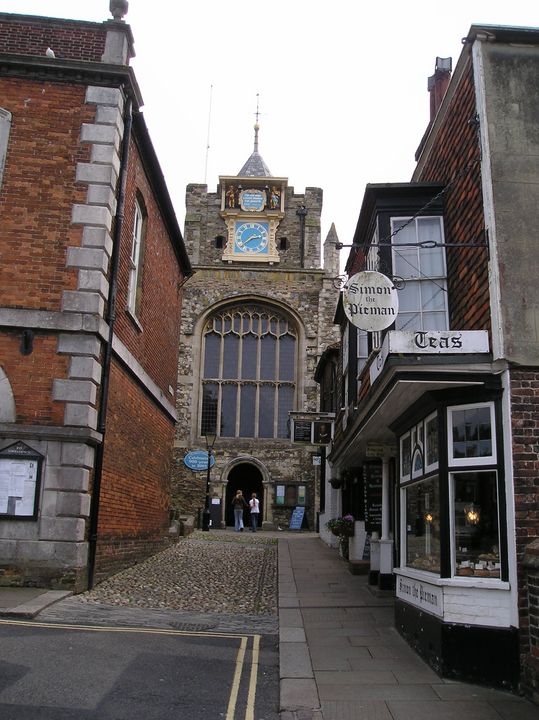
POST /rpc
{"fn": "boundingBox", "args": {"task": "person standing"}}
[249,492,260,532]
[232,490,248,532]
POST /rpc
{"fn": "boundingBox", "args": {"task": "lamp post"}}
[202,431,217,531]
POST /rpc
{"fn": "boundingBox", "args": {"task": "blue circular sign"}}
[183,450,215,472]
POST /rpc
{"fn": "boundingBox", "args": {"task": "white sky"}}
[3,1,538,269]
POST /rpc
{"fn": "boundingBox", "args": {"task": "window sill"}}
[126,307,143,333]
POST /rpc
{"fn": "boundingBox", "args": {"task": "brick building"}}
[172,122,340,531]
[0,7,191,590]
[318,26,539,698]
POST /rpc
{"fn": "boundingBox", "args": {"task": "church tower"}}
[173,120,340,529]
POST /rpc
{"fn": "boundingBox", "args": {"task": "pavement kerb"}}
[0,589,71,618]
[278,538,323,719]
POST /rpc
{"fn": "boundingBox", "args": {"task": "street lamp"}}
[202,431,217,531]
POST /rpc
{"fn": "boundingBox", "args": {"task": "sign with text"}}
[291,419,333,445]
[370,330,490,385]
[344,271,399,332]
[364,462,382,533]
[396,574,444,617]
[289,506,306,530]
[183,451,215,472]
[0,441,42,519]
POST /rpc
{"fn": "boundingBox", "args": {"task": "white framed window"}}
[391,216,448,332]
[127,199,146,317]
[450,470,501,579]
[447,402,496,467]
[357,329,368,379]
[0,108,12,190]
[403,476,441,574]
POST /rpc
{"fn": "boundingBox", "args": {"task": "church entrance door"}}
[225,463,263,528]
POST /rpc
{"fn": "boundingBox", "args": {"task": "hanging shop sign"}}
[343,271,399,332]
[183,450,215,472]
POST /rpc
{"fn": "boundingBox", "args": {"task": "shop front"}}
[327,329,519,688]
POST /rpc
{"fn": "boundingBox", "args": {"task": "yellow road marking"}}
[0,619,264,719]
[245,634,260,720]
[226,635,247,720]
[0,617,253,639]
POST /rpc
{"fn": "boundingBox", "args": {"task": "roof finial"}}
[254,93,260,153]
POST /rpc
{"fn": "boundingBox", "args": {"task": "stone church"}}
[172,122,340,529]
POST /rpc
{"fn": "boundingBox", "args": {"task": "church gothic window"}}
[200,305,297,439]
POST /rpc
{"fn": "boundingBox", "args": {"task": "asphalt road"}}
[0,618,279,720]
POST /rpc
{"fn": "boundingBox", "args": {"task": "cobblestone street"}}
[71,531,278,617]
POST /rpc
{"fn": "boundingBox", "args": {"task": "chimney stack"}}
[428,57,452,121]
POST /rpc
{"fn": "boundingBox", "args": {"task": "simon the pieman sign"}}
[344,271,399,332]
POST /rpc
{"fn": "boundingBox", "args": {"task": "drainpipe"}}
[296,203,307,268]
[87,94,133,589]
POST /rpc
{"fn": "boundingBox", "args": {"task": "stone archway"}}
[224,463,264,528]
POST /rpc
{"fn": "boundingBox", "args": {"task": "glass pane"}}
[421,281,447,312]
[222,334,239,379]
[260,335,276,380]
[398,281,420,312]
[422,311,448,330]
[452,406,492,459]
[241,334,257,379]
[454,471,500,578]
[279,334,296,381]
[277,386,294,438]
[392,219,419,278]
[201,384,218,436]
[203,332,220,377]
[401,434,411,478]
[220,384,237,437]
[239,385,256,437]
[405,477,441,574]
[396,312,420,332]
[426,416,438,467]
[417,218,444,275]
[259,385,275,437]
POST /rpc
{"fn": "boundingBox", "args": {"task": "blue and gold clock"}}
[234,221,269,255]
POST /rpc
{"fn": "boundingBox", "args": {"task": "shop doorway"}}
[225,463,264,527]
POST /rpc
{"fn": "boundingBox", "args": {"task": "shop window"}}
[405,477,441,574]
[452,471,500,578]
[448,402,495,466]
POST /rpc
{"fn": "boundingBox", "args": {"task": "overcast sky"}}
[3,1,537,270]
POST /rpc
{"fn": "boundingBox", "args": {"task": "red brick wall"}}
[0,15,106,62]
[113,138,184,397]
[94,360,176,579]
[0,77,90,310]
[1,332,67,425]
[511,370,539,669]
[415,59,491,334]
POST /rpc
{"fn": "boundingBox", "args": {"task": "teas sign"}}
[344,271,399,332]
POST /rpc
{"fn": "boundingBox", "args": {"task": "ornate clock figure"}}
[234,221,270,254]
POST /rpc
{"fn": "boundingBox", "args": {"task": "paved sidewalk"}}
[278,535,537,720]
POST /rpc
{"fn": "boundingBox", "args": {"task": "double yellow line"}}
[0,618,261,720]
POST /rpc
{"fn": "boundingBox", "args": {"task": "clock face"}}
[234,221,269,254]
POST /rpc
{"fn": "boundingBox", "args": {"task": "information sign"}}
[289,506,306,530]
[183,450,215,472]
[293,421,312,443]
[0,441,42,519]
